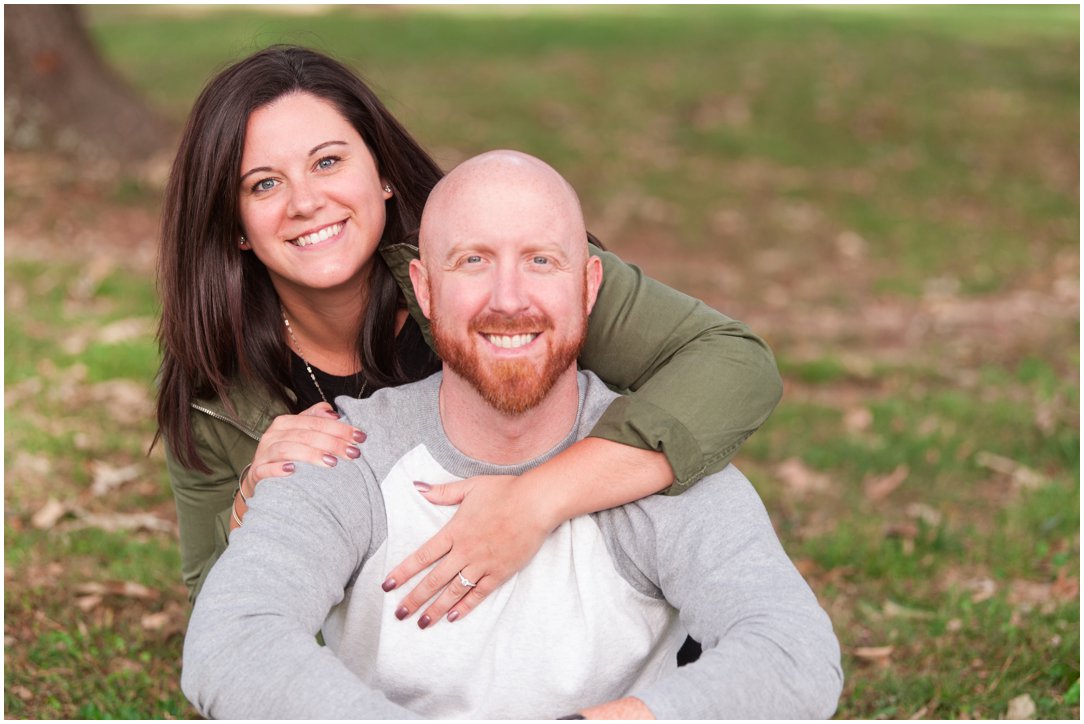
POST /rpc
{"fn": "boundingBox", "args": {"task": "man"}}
[182,150,842,719]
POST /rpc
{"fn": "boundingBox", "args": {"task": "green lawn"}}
[5,5,1078,719]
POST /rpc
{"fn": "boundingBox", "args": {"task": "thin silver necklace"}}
[281,306,366,405]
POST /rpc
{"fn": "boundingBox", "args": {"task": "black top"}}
[288,315,440,411]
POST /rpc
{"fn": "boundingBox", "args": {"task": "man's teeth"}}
[292,223,343,247]
[486,333,537,349]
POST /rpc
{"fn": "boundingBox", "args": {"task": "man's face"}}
[412,166,601,415]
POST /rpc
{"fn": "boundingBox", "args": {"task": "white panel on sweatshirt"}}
[322,443,684,719]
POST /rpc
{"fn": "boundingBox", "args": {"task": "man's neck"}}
[437,367,581,465]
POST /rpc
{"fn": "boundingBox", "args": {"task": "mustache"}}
[468,312,554,335]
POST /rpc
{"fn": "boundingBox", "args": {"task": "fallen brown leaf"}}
[775,457,831,495]
[884,522,919,540]
[31,499,69,530]
[975,451,1044,490]
[89,461,142,497]
[843,406,873,433]
[883,600,934,620]
[96,317,155,345]
[68,508,175,535]
[1005,693,1036,719]
[853,645,894,661]
[74,581,159,601]
[967,577,998,604]
[1051,571,1079,601]
[906,502,943,527]
[864,465,909,502]
[75,594,103,612]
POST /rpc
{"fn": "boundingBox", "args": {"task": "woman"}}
[156,45,782,628]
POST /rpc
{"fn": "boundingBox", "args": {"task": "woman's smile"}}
[288,220,346,248]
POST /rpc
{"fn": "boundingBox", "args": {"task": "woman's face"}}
[237,91,393,299]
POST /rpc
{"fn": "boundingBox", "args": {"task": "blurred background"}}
[4,5,1078,719]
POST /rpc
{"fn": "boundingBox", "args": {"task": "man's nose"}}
[287,178,324,218]
[488,265,530,315]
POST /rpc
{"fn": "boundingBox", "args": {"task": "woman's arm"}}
[165,418,249,603]
[170,399,369,602]
[581,245,782,490]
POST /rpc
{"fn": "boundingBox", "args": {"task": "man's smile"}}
[483,333,539,350]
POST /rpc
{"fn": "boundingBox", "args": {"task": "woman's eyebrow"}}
[240,140,348,181]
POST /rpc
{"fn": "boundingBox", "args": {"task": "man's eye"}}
[465,255,483,264]
[532,256,550,265]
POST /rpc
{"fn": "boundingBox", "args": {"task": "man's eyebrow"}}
[239,140,348,182]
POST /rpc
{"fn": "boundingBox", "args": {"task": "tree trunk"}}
[4,5,170,162]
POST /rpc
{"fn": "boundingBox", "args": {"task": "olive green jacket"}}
[166,243,783,602]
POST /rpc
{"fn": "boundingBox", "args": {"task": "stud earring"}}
[383,184,392,194]
[239,235,247,248]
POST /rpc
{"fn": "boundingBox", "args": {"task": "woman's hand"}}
[380,437,674,628]
[380,475,559,629]
[230,402,367,529]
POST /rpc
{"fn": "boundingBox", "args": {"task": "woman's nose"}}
[287,179,324,218]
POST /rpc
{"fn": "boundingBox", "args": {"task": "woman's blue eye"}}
[252,178,277,193]
[316,156,339,170]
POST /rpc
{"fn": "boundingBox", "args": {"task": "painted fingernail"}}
[447,610,459,623]
[381,578,397,592]
[323,454,338,467]
[282,462,295,473]
[345,445,361,459]
[353,429,367,443]
[413,481,431,493]
[418,615,431,630]
[395,606,409,621]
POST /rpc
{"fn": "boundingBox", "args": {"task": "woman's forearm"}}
[516,437,674,531]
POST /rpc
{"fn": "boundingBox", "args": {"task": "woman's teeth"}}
[291,222,343,247]
[486,333,537,349]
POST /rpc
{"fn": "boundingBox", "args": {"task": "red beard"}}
[432,309,587,416]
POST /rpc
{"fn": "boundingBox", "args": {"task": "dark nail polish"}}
[382,578,397,592]
[345,445,361,459]
[418,615,431,629]
[413,481,431,493]
[447,610,459,623]
[395,606,409,621]
[323,454,338,467]
[353,429,367,443]
[282,462,295,473]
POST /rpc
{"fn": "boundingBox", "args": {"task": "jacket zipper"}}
[190,402,263,441]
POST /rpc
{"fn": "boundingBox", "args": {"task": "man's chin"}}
[472,360,553,415]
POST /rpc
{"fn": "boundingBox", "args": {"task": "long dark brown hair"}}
[155,45,444,472]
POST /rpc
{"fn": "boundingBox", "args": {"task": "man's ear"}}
[408,259,432,320]
[584,255,603,315]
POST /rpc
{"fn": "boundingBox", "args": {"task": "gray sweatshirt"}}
[182,372,842,719]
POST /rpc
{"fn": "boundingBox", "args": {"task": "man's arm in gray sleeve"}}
[180,462,421,719]
[609,465,844,719]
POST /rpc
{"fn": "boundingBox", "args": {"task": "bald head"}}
[419,150,588,268]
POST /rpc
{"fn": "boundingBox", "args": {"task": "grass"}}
[5,5,1078,719]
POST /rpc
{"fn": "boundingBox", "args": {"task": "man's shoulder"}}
[574,369,622,437]
[336,373,441,425]
[334,373,443,470]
